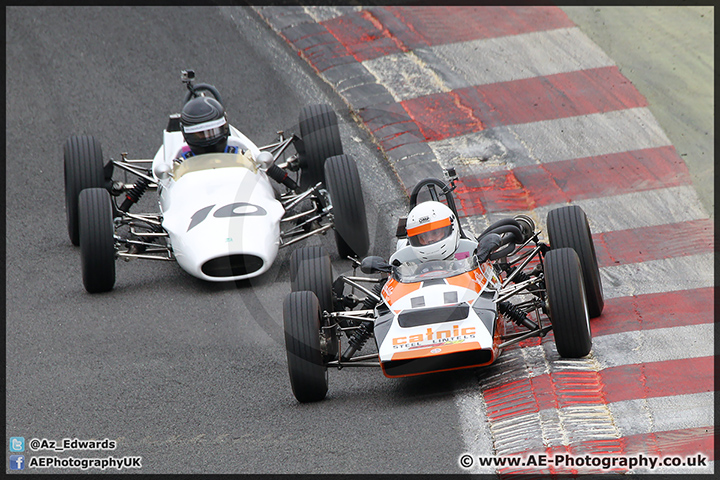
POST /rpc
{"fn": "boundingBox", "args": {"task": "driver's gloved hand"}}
[476,233,502,263]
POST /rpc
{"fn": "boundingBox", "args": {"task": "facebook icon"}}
[10,455,25,470]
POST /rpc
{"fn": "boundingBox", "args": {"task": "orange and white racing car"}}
[282,170,604,402]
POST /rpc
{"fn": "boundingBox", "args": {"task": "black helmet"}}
[180,96,229,154]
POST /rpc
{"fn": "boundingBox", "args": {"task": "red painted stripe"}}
[453,146,688,216]
[574,427,715,461]
[386,6,575,48]
[402,66,648,142]
[321,10,409,62]
[593,218,714,267]
[621,426,715,460]
[509,427,714,473]
[484,357,713,423]
[600,356,714,404]
[592,287,715,337]
[321,7,574,62]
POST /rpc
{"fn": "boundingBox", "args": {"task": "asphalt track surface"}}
[6,6,452,475]
[5,5,715,476]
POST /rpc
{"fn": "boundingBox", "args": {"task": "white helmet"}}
[406,201,460,261]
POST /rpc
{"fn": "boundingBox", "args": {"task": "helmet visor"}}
[408,224,453,247]
[182,118,229,147]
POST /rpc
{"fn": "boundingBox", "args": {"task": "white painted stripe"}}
[463,185,710,236]
[364,27,616,102]
[428,108,671,169]
[608,392,714,439]
[432,27,616,88]
[599,253,714,299]
[632,462,714,475]
[303,6,363,23]
[494,323,713,377]
[507,107,672,164]
[363,51,452,102]
[591,323,714,368]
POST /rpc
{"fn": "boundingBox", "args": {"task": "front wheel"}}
[547,205,604,318]
[324,154,369,259]
[545,248,591,358]
[283,291,328,403]
[79,188,116,293]
[290,246,337,361]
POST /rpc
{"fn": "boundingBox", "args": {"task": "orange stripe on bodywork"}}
[406,217,451,236]
[445,269,485,293]
[381,277,421,306]
[390,341,484,360]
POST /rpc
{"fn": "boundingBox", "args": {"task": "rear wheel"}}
[298,104,342,190]
[544,248,591,358]
[324,154,369,259]
[64,135,108,245]
[283,291,328,403]
[78,188,116,293]
[547,205,604,318]
[290,246,333,312]
[290,246,337,361]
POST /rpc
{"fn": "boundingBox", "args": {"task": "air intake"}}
[201,254,264,277]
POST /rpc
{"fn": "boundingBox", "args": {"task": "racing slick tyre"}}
[324,154,370,259]
[298,104,343,190]
[544,248,591,358]
[547,205,604,318]
[289,246,337,361]
[283,291,328,403]
[64,135,110,246]
[78,188,116,293]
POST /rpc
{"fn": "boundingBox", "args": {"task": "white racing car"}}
[64,70,369,293]
[282,171,604,402]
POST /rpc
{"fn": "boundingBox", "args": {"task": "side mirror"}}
[153,163,173,181]
[255,151,275,169]
[360,256,392,274]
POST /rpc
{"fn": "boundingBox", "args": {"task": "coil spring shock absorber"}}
[341,321,373,362]
[266,164,298,191]
[510,269,531,283]
[499,301,538,330]
[360,283,384,310]
[119,176,150,212]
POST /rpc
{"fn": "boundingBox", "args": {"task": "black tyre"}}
[64,135,108,246]
[78,188,116,293]
[544,248,591,358]
[298,104,343,189]
[547,205,604,318]
[324,154,370,258]
[283,291,328,403]
[290,246,333,312]
[290,246,337,361]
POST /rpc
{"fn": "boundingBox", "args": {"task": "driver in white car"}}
[173,96,246,164]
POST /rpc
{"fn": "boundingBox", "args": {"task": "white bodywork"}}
[151,125,285,281]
